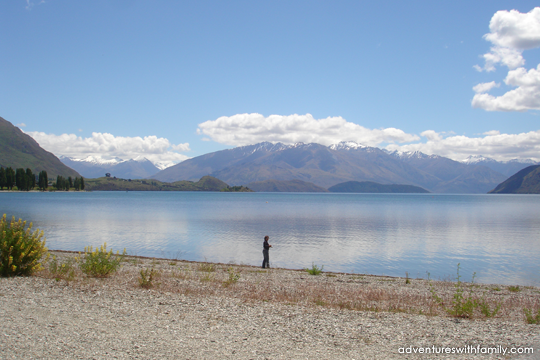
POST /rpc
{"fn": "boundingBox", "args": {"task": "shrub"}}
[48,255,76,281]
[77,243,126,278]
[508,285,520,292]
[305,262,324,275]
[0,214,48,277]
[139,267,159,289]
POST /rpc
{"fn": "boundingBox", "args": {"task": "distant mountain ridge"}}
[152,141,508,193]
[460,155,538,177]
[0,117,80,178]
[60,155,160,179]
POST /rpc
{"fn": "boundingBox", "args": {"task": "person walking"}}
[262,235,271,268]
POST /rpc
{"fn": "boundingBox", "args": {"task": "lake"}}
[1,191,539,286]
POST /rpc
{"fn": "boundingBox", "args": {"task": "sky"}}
[1,1,540,166]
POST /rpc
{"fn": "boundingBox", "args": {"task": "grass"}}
[222,267,240,287]
[508,285,521,292]
[198,262,216,272]
[33,251,540,324]
[524,308,540,324]
[48,255,76,282]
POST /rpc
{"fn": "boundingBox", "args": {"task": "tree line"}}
[55,175,85,191]
[0,167,84,191]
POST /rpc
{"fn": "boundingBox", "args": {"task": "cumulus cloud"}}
[472,81,500,93]
[472,64,540,111]
[26,131,190,165]
[473,8,540,111]
[16,123,27,128]
[197,113,420,147]
[385,130,540,162]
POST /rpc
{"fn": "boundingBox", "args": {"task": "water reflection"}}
[0,192,538,286]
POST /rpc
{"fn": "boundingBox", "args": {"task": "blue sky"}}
[1,1,539,165]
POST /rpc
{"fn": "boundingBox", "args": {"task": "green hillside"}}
[328,181,430,193]
[488,165,540,194]
[85,175,245,191]
[0,117,80,178]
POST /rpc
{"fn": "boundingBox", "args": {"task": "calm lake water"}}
[1,192,539,286]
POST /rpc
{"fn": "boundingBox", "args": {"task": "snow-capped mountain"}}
[59,155,162,179]
[460,155,539,176]
[387,150,442,160]
[152,141,506,193]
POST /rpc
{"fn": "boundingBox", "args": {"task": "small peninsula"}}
[84,175,252,192]
[328,181,430,193]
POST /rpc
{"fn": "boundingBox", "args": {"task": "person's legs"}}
[262,249,269,268]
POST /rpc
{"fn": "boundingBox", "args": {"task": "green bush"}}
[77,243,126,278]
[139,267,159,288]
[305,262,324,275]
[0,214,48,277]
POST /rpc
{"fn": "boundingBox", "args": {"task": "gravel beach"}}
[1,251,539,359]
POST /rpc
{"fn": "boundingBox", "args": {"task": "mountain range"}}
[2,114,538,193]
[0,117,80,179]
[59,155,161,179]
[152,141,536,193]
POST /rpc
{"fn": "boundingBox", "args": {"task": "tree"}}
[80,177,85,190]
[74,177,80,191]
[25,168,34,191]
[5,168,15,190]
[38,171,48,191]
[15,168,26,191]
[56,175,63,190]
[0,168,5,190]
[68,176,73,189]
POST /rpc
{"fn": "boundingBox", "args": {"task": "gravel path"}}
[1,252,539,359]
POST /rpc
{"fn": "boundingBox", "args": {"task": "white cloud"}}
[473,8,540,112]
[385,130,540,162]
[197,113,420,147]
[26,131,190,165]
[472,81,500,94]
[477,8,540,71]
[472,64,540,111]
[16,123,27,128]
[484,8,540,51]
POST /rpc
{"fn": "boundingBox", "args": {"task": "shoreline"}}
[1,250,539,359]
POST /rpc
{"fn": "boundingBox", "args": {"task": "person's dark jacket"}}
[263,239,270,250]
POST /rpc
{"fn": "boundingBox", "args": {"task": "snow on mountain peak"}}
[461,155,495,164]
[328,141,367,150]
[388,150,433,159]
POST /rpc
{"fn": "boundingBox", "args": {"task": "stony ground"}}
[1,251,539,359]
